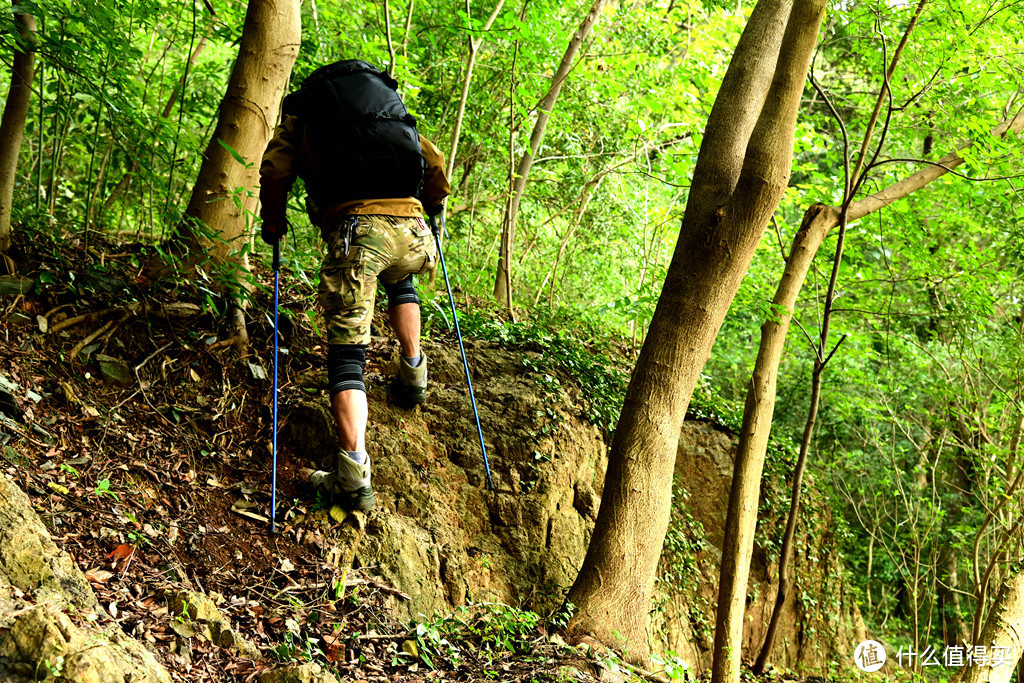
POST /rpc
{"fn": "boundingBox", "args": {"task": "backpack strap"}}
[363,110,418,127]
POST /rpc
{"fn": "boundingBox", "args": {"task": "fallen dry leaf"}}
[86,569,114,583]
[107,544,135,567]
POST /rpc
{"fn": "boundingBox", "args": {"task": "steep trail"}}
[0,227,862,681]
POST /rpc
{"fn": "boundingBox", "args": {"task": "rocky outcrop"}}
[0,603,171,683]
[656,420,867,672]
[164,589,259,659]
[286,339,864,673]
[0,471,172,682]
[257,662,341,683]
[287,339,606,619]
[0,471,98,620]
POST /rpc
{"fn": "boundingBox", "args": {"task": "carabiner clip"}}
[344,216,358,256]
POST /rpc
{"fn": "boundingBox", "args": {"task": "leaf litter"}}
[0,230,620,682]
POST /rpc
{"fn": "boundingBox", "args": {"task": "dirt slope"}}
[0,228,862,681]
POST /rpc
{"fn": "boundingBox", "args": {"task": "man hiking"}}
[258,59,450,512]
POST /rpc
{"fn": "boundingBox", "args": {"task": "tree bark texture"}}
[960,566,1024,683]
[748,206,837,675]
[181,0,300,264]
[706,5,827,682]
[493,0,607,304]
[564,0,825,665]
[0,11,37,254]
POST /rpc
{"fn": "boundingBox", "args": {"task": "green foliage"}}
[650,651,692,681]
[93,477,118,501]
[449,308,629,433]
[661,483,706,593]
[397,603,545,672]
[1,0,1023,665]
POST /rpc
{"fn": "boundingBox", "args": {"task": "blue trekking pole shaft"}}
[271,240,281,533]
[431,214,494,491]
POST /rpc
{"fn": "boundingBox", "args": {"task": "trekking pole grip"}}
[273,240,281,272]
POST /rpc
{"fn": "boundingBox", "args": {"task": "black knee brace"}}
[383,274,419,308]
[327,344,367,396]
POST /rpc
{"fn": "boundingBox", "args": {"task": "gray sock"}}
[346,450,368,465]
[404,354,422,368]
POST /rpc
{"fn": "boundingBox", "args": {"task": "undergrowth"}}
[432,306,630,434]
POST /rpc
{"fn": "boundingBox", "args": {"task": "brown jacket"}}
[259,114,450,228]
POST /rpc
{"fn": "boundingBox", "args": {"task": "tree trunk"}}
[960,565,1024,683]
[179,0,300,265]
[729,102,1024,677]
[107,18,215,211]
[0,10,37,254]
[447,0,507,181]
[493,0,607,304]
[938,547,968,647]
[563,0,825,665]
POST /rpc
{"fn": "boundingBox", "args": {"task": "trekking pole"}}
[271,239,281,533]
[430,213,494,491]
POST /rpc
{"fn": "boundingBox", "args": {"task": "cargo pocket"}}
[411,219,437,276]
[319,246,367,311]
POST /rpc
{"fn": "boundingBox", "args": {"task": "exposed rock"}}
[323,508,367,575]
[164,588,259,659]
[287,340,605,622]
[0,275,34,296]
[0,604,170,683]
[94,354,133,387]
[657,420,866,671]
[257,662,340,683]
[0,472,172,682]
[0,472,97,619]
[285,340,862,673]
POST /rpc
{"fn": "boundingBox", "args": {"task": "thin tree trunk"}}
[564,0,826,665]
[960,567,1024,683]
[0,10,37,252]
[88,139,114,229]
[971,414,1024,643]
[497,39,518,316]
[493,0,608,304]
[545,177,598,310]
[83,47,115,246]
[175,0,300,351]
[34,43,43,214]
[447,0,506,181]
[163,32,212,119]
[47,104,72,216]
[384,0,396,75]
[401,0,414,58]
[740,53,1024,680]
[106,26,213,211]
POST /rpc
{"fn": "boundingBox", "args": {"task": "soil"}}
[0,228,617,683]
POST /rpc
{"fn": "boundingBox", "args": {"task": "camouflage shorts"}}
[318,215,437,346]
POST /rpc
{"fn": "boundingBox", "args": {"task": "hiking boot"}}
[389,353,428,408]
[310,452,376,512]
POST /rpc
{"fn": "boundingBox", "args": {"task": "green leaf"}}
[217,138,251,168]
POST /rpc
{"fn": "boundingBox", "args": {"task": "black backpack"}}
[282,59,425,207]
